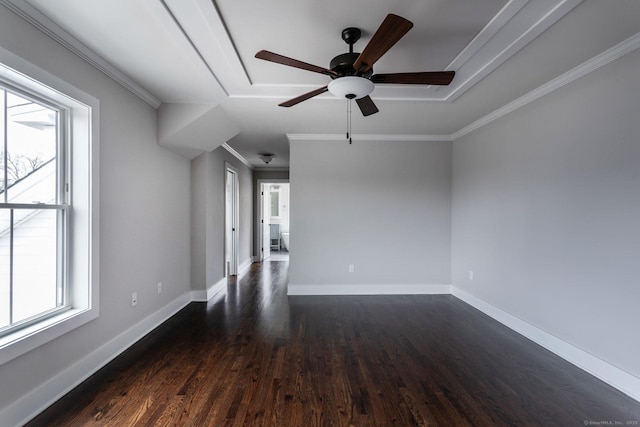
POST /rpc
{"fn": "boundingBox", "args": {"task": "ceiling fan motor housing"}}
[330,53,373,79]
[330,27,373,79]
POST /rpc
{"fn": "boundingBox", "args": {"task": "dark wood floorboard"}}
[27,260,640,426]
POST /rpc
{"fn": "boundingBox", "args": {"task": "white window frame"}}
[0,47,99,366]
[1,84,69,335]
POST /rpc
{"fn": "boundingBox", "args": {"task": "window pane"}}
[1,91,5,197]
[0,210,9,328]
[270,191,279,217]
[12,209,58,323]
[5,92,58,205]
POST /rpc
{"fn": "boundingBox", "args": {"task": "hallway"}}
[29,260,640,426]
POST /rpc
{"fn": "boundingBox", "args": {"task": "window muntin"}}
[0,85,68,336]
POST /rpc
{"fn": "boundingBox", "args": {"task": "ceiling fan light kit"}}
[327,76,374,100]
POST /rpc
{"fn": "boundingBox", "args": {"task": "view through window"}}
[0,86,67,334]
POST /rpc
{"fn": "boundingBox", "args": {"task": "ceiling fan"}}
[255,13,455,117]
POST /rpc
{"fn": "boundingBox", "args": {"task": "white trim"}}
[287,134,454,143]
[287,284,452,296]
[443,0,583,102]
[286,31,640,145]
[0,46,100,367]
[194,0,251,86]
[253,167,290,172]
[221,142,252,169]
[193,259,250,303]
[238,258,253,276]
[445,0,528,72]
[190,289,208,302]
[0,255,252,424]
[451,287,640,403]
[207,277,227,301]
[191,278,226,302]
[256,179,290,262]
[452,31,640,140]
[0,291,192,427]
[3,283,639,426]
[0,0,161,108]
[224,162,240,277]
[204,0,581,103]
[1,0,629,124]
[146,0,228,99]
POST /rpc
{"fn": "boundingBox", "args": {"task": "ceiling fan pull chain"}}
[348,99,353,144]
[346,99,349,141]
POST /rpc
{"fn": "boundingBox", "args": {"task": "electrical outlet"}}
[157,282,162,294]
[469,270,474,281]
[131,292,138,306]
[348,264,355,273]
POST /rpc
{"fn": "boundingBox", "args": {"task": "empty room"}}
[1,1,639,426]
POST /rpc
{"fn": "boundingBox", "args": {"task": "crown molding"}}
[211,0,582,103]
[1,0,585,110]
[452,31,640,140]
[3,1,636,149]
[221,142,252,169]
[151,0,228,98]
[254,167,290,172]
[288,31,640,145]
[444,0,583,102]
[287,134,453,143]
[0,0,161,108]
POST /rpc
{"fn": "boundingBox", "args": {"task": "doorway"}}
[225,164,239,276]
[258,180,290,262]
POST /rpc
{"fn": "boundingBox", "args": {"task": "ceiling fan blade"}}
[353,14,413,73]
[279,86,328,108]
[256,50,337,76]
[371,71,455,85]
[355,96,379,116]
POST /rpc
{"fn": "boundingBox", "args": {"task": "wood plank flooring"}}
[27,260,640,426]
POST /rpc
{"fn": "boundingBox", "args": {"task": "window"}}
[0,52,98,365]
[0,86,68,335]
[270,188,280,218]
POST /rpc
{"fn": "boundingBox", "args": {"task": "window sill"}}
[0,306,98,366]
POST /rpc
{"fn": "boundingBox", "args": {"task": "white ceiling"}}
[4,0,640,167]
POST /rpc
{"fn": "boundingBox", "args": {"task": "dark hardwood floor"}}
[28,260,640,426]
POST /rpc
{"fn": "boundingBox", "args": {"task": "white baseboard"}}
[206,276,227,301]
[451,286,640,403]
[239,258,253,276]
[2,292,193,427]
[287,283,452,296]
[9,267,247,425]
[6,282,638,427]
[191,258,251,303]
[190,289,208,302]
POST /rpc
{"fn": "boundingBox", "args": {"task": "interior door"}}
[261,184,270,260]
[225,168,238,276]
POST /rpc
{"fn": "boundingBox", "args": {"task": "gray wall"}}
[190,154,207,290]
[191,147,253,292]
[452,48,640,378]
[289,139,451,290]
[0,3,191,419]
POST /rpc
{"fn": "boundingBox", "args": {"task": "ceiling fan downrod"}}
[329,30,372,79]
